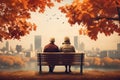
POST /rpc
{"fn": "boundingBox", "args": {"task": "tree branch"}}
[92,17,119,21]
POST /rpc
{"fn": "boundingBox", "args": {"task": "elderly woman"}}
[60,37,75,73]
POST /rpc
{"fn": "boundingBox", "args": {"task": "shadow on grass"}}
[37,71,83,75]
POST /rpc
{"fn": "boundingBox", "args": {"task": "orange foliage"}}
[102,57,113,66]
[59,0,120,40]
[0,0,61,41]
[85,57,120,67]
[0,55,25,67]
[93,57,101,66]
[0,0,120,41]
[55,0,63,3]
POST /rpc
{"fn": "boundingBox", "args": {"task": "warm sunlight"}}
[0,1,120,80]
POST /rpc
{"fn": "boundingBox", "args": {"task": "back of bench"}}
[37,52,84,65]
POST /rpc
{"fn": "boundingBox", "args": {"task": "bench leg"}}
[80,63,83,75]
[39,65,42,74]
[80,54,84,75]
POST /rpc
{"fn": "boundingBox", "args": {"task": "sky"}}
[0,0,120,51]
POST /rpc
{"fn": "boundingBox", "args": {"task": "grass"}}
[0,70,120,80]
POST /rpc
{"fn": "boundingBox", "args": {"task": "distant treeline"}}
[0,55,37,69]
[84,57,120,68]
[0,55,120,69]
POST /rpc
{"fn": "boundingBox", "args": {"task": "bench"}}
[37,52,85,74]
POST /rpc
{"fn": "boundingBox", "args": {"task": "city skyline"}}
[0,35,120,51]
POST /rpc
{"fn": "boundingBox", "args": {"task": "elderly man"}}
[43,38,59,73]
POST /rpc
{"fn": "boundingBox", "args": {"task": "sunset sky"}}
[0,0,120,51]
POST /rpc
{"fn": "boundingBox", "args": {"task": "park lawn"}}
[0,70,120,80]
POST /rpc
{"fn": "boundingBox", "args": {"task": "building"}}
[6,41,10,51]
[30,44,34,51]
[99,50,120,59]
[15,45,22,53]
[108,50,120,59]
[74,36,78,51]
[25,51,36,57]
[99,50,108,58]
[79,42,85,51]
[117,43,120,51]
[34,35,41,52]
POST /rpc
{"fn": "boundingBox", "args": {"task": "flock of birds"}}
[45,13,65,24]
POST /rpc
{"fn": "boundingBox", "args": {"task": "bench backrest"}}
[37,52,84,65]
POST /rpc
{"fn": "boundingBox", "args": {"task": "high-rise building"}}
[117,43,120,51]
[74,36,78,50]
[6,41,10,51]
[34,35,41,52]
[79,42,85,51]
[30,44,33,51]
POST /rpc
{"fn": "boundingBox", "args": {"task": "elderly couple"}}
[43,37,75,73]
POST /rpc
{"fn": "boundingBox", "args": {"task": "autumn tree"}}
[59,0,120,40]
[0,0,61,41]
[0,0,120,41]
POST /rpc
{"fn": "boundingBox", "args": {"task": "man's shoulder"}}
[44,44,51,47]
[45,43,58,48]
